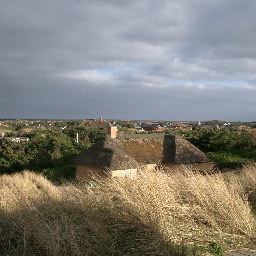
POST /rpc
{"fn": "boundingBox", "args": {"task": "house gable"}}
[72,136,139,170]
[74,134,209,167]
[79,118,112,130]
[73,133,210,179]
[117,134,164,165]
[163,135,209,164]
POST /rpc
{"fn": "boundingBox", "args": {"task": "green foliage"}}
[0,125,107,177]
[208,150,255,169]
[118,127,135,134]
[64,127,106,144]
[75,141,92,152]
[208,242,224,255]
[0,141,29,174]
[14,123,25,131]
[116,122,135,128]
[88,129,107,143]
[185,128,256,169]
[4,131,18,137]
[25,129,44,139]
[46,130,73,159]
[187,128,255,152]
[41,164,76,181]
[26,133,52,170]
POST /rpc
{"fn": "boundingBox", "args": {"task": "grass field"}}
[1,165,256,255]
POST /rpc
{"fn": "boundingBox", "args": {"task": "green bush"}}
[207,151,254,169]
[187,128,255,152]
[41,164,76,181]
[208,242,224,255]
[186,129,256,169]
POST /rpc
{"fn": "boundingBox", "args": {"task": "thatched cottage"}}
[73,127,215,180]
[79,117,112,130]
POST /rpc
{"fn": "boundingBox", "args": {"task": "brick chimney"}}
[99,117,102,122]
[108,126,117,138]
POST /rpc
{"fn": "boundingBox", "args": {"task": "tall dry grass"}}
[229,164,256,204]
[0,171,115,255]
[1,165,256,255]
[102,166,256,247]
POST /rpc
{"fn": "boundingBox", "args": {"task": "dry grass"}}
[230,164,256,204]
[103,166,256,250]
[1,165,256,255]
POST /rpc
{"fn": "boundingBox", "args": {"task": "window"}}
[122,171,132,178]
[155,165,161,171]
[187,164,193,171]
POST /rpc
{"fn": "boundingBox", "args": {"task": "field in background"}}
[1,165,256,255]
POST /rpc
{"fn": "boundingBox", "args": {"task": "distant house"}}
[195,123,234,130]
[0,137,29,146]
[73,128,215,180]
[135,123,143,130]
[218,123,234,129]
[171,124,180,128]
[140,123,163,131]
[79,117,112,130]
[48,126,66,131]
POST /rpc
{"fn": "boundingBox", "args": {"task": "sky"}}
[1,0,256,122]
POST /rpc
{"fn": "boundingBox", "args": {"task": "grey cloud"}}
[1,0,256,121]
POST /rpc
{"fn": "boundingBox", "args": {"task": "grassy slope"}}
[1,165,256,255]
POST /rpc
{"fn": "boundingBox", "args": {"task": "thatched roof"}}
[72,134,209,170]
[72,135,139,169]
[162,135,209,164]
[79,119,112,129]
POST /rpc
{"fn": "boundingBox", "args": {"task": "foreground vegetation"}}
[1,165,256,255]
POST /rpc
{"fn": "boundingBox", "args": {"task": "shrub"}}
[41,164,76,181]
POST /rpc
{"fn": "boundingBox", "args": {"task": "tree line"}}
[170,128,256,169]
[1,124,256,179]
[0,126,106,180]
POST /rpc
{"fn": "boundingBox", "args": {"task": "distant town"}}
[1,117,255,147]
[1,117,256,135]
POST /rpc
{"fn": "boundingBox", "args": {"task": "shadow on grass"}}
[0,197,205,256]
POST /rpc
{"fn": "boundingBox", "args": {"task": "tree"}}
[0,141,29,174]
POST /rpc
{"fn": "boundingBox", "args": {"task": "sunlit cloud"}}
[62,70,114,84]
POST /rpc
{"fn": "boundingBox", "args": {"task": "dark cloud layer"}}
[1,0,256,121]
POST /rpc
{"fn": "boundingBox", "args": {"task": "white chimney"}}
[108,126,117,138]
[1,125,4,137]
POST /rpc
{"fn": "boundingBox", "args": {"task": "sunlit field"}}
[1,165,256,255]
